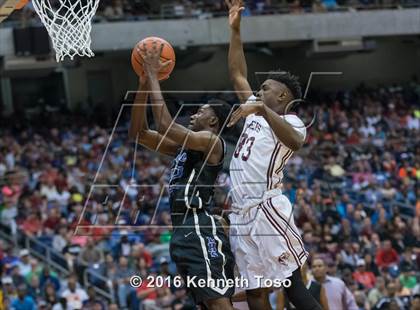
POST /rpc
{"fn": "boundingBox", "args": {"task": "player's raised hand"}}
[139,41,172,80]
[227,100,264,127]
[225,0,245,31]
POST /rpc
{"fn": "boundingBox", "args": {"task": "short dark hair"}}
[207,99,232,134]
[268,70,302,100]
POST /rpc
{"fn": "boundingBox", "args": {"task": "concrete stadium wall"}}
[0,9,420,56]
[59,36,419,110]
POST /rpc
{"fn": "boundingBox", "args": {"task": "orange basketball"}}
[131,37,176,81]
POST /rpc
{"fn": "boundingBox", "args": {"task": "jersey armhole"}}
[206,138,225,167]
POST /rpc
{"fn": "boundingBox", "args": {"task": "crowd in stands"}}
[94,0,420,20]
[0,77,419,309]
[3,0,420,27]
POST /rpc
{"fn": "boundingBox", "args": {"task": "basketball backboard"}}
[0,0,25,23]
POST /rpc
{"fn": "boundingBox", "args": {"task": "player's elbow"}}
[288,138,304,152]
[230,73,245,85]
[156,125,168,136]
[128,128,147,142]
[153,120,170,135]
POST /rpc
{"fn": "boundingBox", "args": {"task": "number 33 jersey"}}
[229,96,307,209]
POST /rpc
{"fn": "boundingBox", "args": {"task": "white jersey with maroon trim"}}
[229,96,306,209]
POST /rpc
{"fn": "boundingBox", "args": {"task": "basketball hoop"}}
[30,0,100,62]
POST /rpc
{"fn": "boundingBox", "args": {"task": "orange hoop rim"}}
[15,0,29,10]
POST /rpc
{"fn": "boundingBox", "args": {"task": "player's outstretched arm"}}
[141,41,222,160]
[226,0,253,103]
[128,77,179,156]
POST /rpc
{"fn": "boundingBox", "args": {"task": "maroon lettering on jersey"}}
[247,121,262,133]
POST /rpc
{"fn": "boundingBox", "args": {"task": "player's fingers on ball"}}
[146,43,154,56]
[159,42,165,55]
[153,41,160,54]
[139,43,145,54]
[224,0,232,8]
[161,60,172,68]
[138,46,147,58]
[141,43,148,56]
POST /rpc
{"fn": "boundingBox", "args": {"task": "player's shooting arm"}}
[128,79,149,136]
[142,41,221,156]
[227,0,253,103]
[128,78,179,156]
[148,76,219,154]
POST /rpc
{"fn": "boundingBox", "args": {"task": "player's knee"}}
[246,288,269,299]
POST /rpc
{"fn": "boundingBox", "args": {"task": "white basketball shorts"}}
[229,194,308,290]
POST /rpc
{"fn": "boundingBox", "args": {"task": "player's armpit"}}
[136,129,179,156]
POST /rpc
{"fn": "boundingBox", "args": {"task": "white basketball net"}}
[31,0,100,62]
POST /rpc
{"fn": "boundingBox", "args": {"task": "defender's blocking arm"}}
[226,0,253,103]
[228,101,305,151]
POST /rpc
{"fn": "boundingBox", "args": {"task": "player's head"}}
[257,70,302,113]
[188,99,232,134]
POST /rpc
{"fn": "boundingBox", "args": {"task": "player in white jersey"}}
[225,1,322,309]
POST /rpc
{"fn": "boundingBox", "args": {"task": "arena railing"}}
[0,223,114,302]
[83,267,115,303]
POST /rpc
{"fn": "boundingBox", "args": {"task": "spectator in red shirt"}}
[376,240,399,269]
[43,207,61,231]
[353,259,376,289]
[135,243,153,268]
[136,278,157,298]
[136,273,170,310]
[20,212,43,237]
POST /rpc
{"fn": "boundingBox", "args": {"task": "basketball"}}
[131,36,176,81]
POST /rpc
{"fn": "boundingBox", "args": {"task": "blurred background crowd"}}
[3,0,420,27]
[0,78,419,309]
